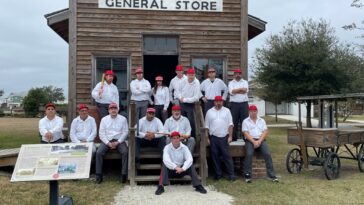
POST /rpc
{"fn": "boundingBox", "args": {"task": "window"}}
[94,56,129,116]
[191,57,225,82]
[144,36,178,55]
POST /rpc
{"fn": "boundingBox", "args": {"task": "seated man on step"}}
[136,107,165,168]
[39,102,64,144]
[155,131,207,195]
[242,104,278,183]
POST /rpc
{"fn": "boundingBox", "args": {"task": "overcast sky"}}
[0,0,362,98]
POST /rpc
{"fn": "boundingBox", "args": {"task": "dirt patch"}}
[0,117,39,133]
[113,185,234,205]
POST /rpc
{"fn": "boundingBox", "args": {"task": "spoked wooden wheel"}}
[324,152,341,180]
[286,148,303,174]
[358,144,364,172]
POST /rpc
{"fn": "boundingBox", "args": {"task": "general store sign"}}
[99,0,223,12]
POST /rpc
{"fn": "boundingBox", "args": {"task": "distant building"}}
[1,91,27,109]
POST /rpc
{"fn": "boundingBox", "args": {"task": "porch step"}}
[134,175,200,182]
[138,163,200,170]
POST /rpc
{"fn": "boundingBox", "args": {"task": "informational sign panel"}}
[11,143,93,182]
[99,0,223,12]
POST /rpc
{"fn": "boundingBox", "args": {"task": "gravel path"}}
[113,185,234,205]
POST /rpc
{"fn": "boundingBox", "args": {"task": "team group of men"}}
[38,65,278,195]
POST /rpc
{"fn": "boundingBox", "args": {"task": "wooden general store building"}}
[45,0,265,121]
[45,0,266,184]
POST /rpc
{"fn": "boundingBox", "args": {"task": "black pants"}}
[159,163,201,187]
[244,140,276,178]
[96,142,128,175]
[41,138,65,144]
[136,137,166,163]
[155,105,168,123]
[230,102,249,141]
[210,135,235,179]
[203,100,215,117]
[97,103,110,119]
[181,103,196,138]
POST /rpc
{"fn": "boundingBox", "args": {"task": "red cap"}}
[108,102,118,109]
[170,131,180,138]
[147,107,156,113]
[233,69,242,73]
[78,104,88,110]
[186,68,195,74]
[172,105,181,111]
[155,76,163,81]
[175,65,183,71]
[249,105,258,111]
[214,96,223,101]
[45,103,55,109]
[208,68,216,73]
[135,68,143,74]
[104,70,114,76]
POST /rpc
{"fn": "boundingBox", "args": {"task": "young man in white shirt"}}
[152,75,170,123]
[70,104,97,155]
[169,65,187,105]
[242,105,278,183]
[200,67,228,115]
[155,131,207,195]
[180,68,202,139]
[95,102,129,184]
[39,103,64,143]
[91,70,119,118]
[70,104,97,143]
[130,67,152,119]
[228,69,249,141]
[164,105,195,153]
[205,96,236,181]
[136,107,165,167]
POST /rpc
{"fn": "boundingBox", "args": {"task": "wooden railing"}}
[194,102,208,185]
[128,102,137,186]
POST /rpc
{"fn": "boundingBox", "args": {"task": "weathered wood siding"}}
[74,0,246,105]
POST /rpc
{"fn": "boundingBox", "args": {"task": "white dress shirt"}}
[130,78,152,101]
[39,115,64,142]
[70,115,97,143]
[163,143,193,171]
[181,78,202,103]
[92,82,119,105]
[137,116,164,138]
[242,117,268,139]
[153,86,170,110]
[205,106,233,137]
[200,78,228,100]
[228,79,249,102]
[169,75,187,100]
[163,116,191,135]
[99,114,129,144]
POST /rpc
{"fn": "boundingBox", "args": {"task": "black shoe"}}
[244,174,252,183]
[194,185,207,194]
[229,176,236,182]
[270,176,279,183]
[214,175,222,181]
[95,174,103,184]
[155,185,164,195]
[121,175,127,184]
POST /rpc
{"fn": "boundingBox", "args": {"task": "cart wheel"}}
[323,152,340,180]
[286,148,303,174]
[358,144,364,172]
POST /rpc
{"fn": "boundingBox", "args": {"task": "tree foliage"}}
[253,19,362,126]
[22,86,65,117]
[343,0,364,52]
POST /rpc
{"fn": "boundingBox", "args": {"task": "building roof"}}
[45,8,266,43]
[297,93,364,101]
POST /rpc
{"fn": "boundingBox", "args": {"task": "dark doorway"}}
[143,55,178,87]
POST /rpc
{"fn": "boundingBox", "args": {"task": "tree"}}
[0,89,3,97]
[343,0,364,44]
[253,19,357,127]
[22,86,65,117]
[23,88,47,117]
[41,85,65,103]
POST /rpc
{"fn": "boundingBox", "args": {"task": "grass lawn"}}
[263,115,295,125]
[1,118,364,204]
